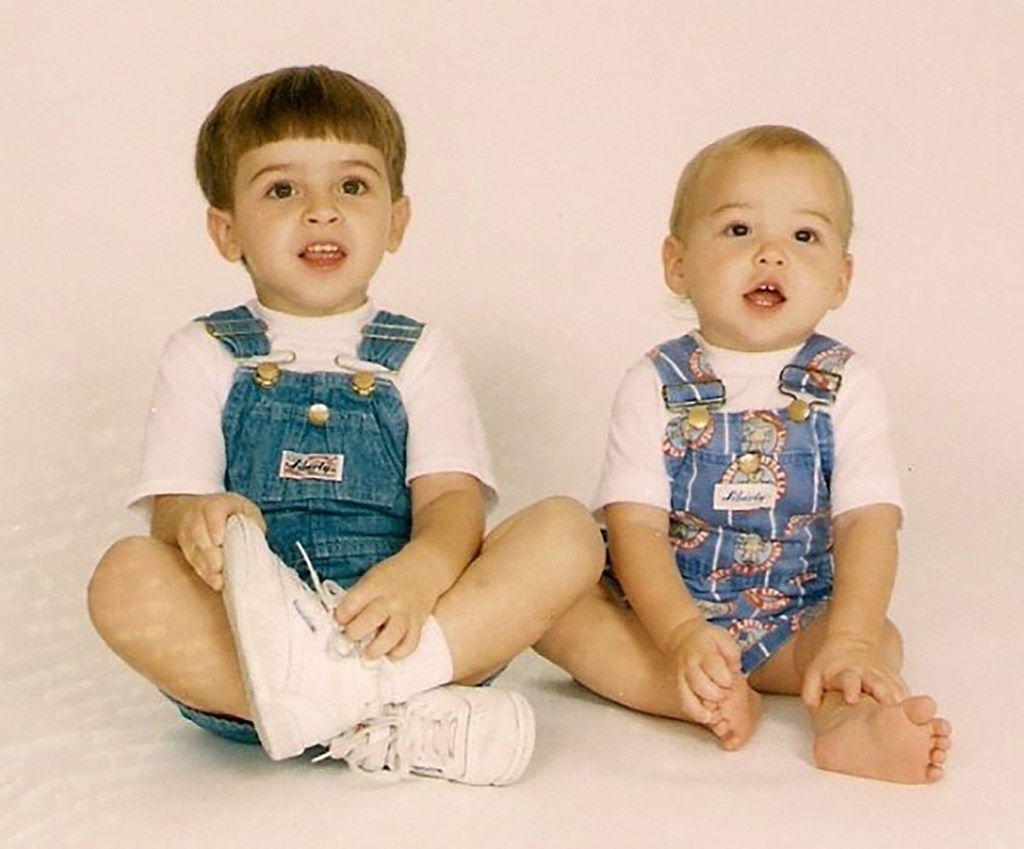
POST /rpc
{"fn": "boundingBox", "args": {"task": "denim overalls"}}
[202,304,423,589]
[651,332,852,674]
[171,305,422,742]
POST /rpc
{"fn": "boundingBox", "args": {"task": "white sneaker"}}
[319,685,536,785]
[221,515,392,761]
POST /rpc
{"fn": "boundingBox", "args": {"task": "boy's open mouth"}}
[299,242,347,267]
[744,282,786,308]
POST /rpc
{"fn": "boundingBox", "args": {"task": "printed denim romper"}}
[651,331,852,674]
[173,304,423,742]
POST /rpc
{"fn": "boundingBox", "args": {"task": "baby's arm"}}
[802,502,908,708]
[151,492,265,591]
[606,501,741,721]
[332,472,485,660]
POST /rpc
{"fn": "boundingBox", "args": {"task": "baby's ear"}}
[206,207,244,262]
[830,253,854,309]
[662,235,687,296]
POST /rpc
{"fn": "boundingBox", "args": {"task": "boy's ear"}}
[206,207,244,262]
[386,196,412,253]
[662,235,687,296]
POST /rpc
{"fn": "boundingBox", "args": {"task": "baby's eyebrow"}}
[795,208,834,226]
[709,202,751,217]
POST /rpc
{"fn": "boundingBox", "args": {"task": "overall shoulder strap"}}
[358,310,425,372]
[198,305,270,358]
[778,333,854,407]
[649,332,726,412]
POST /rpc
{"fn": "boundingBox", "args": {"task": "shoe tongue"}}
[352,723,393,771]
[406,712,464,774]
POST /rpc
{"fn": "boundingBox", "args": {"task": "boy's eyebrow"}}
[246,159,384,185]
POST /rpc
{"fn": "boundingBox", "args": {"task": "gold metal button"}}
[253,362,280,389]
[307,403,330,426]
[686,405,710,430]
[787,399,811,422]
[738,453,761,475]
[351,372,376,397]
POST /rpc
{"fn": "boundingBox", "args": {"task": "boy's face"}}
[207,137,409,317]
[662,150,852,352]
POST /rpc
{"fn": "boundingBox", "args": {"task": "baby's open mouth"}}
[744,283,786,308]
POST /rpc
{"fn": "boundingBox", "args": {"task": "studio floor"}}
[2,544,1019,849]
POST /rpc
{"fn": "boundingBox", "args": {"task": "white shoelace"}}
[315,701,461,779]
[294,541,357,660]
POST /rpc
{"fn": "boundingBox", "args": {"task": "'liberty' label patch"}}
[279,451,344,482]
[713,483,777,511]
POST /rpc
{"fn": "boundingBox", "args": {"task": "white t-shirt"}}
[594,337,903,520]
[131,299,497,512]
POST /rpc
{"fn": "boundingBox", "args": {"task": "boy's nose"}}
[304,192,341,225]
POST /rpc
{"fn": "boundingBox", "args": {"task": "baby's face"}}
[663,150,852,353]
[205,136,409,317]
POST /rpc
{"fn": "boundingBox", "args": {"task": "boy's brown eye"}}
[341,178,367,195]
[727,223,749,237]
[795,229,816,243]
[267,182,294,199]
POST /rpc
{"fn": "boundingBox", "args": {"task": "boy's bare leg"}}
[433,497,606,684]
[534,581,762,750]
[749,615,952,783]
[87,536,250,718]
[88,498,604,722]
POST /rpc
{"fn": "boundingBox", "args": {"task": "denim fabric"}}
[173,308,423,744]
[651,332,852,673]
[203,306,423,590]
[172,699,260,745]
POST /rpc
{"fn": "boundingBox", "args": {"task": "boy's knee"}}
[87,536,154,629]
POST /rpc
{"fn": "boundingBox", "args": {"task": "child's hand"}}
[801,634,909,710]
[332,553,439,661]
[174,493,265,591]
[665,618,742,722]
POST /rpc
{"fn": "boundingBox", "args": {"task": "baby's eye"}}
[266,181,295,200]
[794,228,818,243]
[340,178,368,196]
[725,223,750,237]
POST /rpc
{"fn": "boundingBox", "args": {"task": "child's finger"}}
[703,651,735,690]
[387,627,422,661]
[686,665,728,702]
[863,670,907,705]
[676,682,712,724]
[362,617,405,660]
[838,669,863,705]
[801,670,824,709]
[341,602,390,643]
[332,586,372,626]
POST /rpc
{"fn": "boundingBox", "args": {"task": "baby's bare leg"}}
[87,536,250,718]
[536,583,761,749]
[750,615,951,783]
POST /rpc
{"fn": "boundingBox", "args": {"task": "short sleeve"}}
[394,325,498,505]
[129,323,235,512]
[593,357,672,515]
[829,357,904,518]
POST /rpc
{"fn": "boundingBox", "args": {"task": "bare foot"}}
[812,694,951,783]
[702,676,762,751]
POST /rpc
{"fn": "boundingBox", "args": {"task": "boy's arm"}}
[333,472,484,660]
[606,501,740,719]
[151,492,265,591]
[802,502,907,708]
